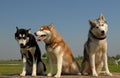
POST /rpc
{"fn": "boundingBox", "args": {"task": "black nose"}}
[101,31,105,34]
[20,44,24,48]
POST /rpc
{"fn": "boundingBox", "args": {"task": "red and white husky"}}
[34,23,80,77]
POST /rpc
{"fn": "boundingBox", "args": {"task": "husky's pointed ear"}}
[99,13,106,21]
[16,27,19,30]
[49,23,54,30]
[89,20,95,26]
[27,28,31,34]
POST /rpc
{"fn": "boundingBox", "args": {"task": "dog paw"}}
[106,72,112,76]
[92,72,98,77]
[54,74,61,78]
[32,73,36,76]
[20,73,25,76]
[47,73,52,77]
[77,72,81,75]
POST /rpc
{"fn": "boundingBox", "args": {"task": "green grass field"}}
[0,59,57,75]
[0,58,120,75]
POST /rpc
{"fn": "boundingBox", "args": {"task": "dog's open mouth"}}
[36,35,46,42]
[101,33,106,37]
[100,33,104,36]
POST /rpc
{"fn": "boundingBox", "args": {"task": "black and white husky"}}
[81,14,112,76]
[15,27,46,76]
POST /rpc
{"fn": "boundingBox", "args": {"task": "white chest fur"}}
[91,40,107,64]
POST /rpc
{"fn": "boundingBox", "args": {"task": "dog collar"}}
[46,39,63,49]
[90,31,106,40]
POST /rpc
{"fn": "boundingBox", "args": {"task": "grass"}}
[0,58,120,75]
[108,58,120,72]
[0,60,57,75]
[0,60,22,75]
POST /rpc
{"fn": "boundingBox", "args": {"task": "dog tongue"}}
[36,36,42,42]
[36,38,41,42]
[36,36,44,42]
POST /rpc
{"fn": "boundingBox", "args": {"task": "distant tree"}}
[115,54,120,59]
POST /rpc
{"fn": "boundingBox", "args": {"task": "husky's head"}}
[89,14,108,39]
[34,23,62,43]
[34,24,54,43]
[15,27,31,48]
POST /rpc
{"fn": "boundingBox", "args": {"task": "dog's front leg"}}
[103,52,112,76]
[32,56,37,76]
[54,54,63,78]
[20,56,26,76]
[89,53,98,76]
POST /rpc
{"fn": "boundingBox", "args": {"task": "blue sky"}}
[0,0,120,60]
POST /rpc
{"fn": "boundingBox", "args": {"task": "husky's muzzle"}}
[20,43,27,48]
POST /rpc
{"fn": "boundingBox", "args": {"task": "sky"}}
[0,0,120,60]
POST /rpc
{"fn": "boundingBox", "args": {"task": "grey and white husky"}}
[81,14,112,76]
